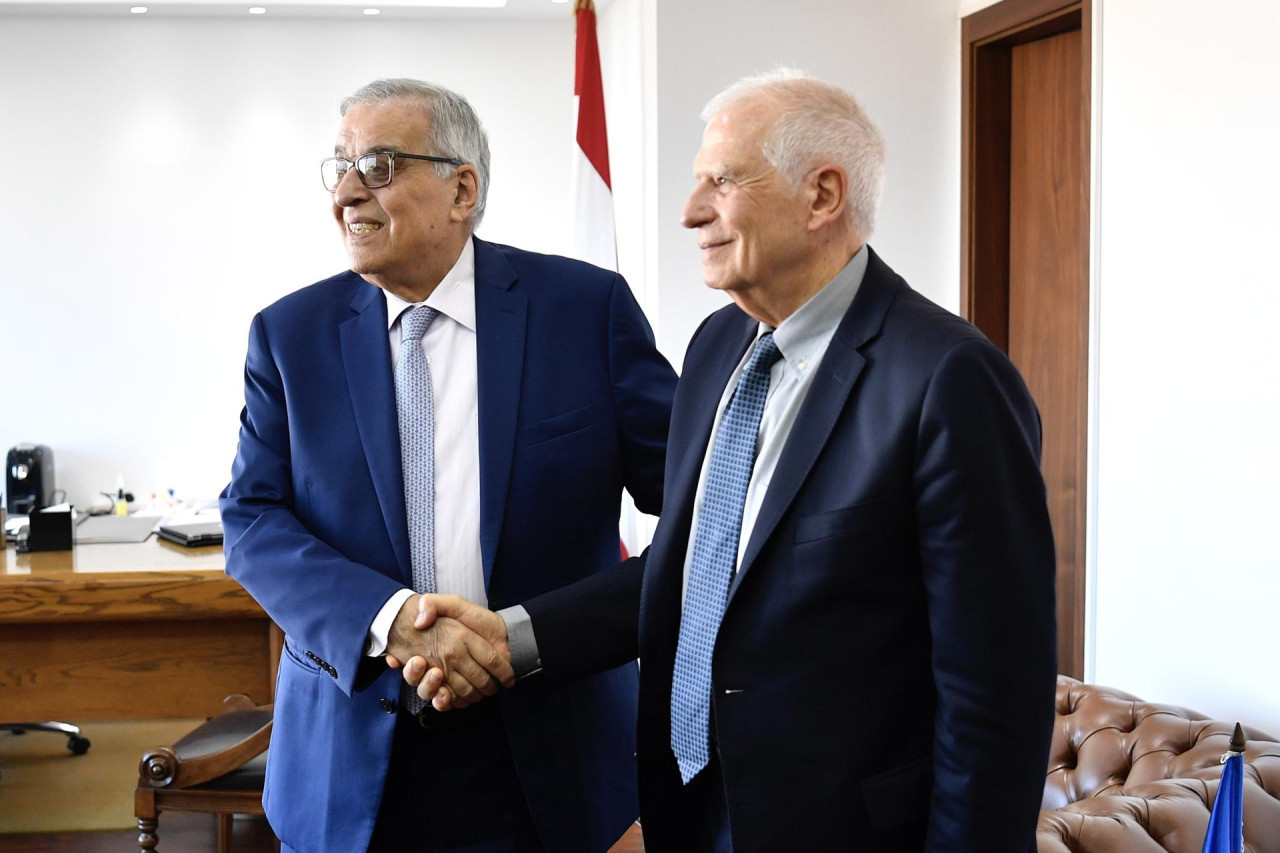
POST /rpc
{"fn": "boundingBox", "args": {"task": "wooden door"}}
[962,0,1090,680]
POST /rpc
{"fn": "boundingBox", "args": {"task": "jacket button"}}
[379,698,396,714]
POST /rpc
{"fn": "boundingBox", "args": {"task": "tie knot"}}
[746,332,782,376]
[400,305,439,345]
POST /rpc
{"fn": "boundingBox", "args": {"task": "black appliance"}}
[7,444,55,515]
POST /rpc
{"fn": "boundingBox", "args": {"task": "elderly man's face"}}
[331,98,463,297]
[681,100,810,298]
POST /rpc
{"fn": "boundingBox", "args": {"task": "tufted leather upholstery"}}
[1038,676,1280,852]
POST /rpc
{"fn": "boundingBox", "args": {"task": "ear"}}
[449,165,480,224]
[805,164,848,232]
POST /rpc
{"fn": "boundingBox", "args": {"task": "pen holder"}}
[21,506,74,552]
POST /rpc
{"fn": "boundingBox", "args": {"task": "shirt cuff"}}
[366,588,416,657]
[498,605,543,680]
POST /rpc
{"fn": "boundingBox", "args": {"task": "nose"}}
[332,165,371,208]
[681,182,713,230]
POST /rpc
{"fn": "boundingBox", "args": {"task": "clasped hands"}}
[384,593,511,711]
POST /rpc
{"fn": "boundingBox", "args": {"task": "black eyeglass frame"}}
[321,151,465,191]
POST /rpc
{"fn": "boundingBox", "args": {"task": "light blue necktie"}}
[671,332,782,783]
[396,304,439,715]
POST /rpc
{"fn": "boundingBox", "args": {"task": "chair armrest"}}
[139,706,273,789]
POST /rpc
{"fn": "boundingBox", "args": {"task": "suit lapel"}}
[643,313,757,627]
[473,240,527,587]
[731,249,900,597]
[339,280,412,584]
[667,316,758,528]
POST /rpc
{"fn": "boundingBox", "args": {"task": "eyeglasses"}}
[320,151,463,192]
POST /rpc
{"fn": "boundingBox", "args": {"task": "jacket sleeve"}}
[914,338,1057,851]
[522,553,647,682]
[607,274,677,515]
[219,312,403,697]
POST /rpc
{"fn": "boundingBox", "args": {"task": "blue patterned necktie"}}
[671,332,782,783]
[396,304,439,715]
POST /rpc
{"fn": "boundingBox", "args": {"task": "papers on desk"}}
[4,513,26,539]
[75,514,160,544]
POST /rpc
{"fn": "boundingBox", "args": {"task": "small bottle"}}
[114,475,129,516]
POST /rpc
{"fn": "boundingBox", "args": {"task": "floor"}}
[0,817,644,852]
[0,719,644,852]
[0,812,276,852]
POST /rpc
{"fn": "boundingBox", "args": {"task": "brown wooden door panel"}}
[963,1,1090,679]
[1008,29,1087,680]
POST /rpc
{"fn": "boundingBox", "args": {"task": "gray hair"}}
[702,68,886,238]
[340,78,491,230]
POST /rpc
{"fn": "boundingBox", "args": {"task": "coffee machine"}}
[7,444,55,515]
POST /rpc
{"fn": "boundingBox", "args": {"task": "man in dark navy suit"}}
[407,68,1057,852]
[220,78,676,853]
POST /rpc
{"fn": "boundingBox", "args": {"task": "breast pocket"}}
[794,498,890,544]
[518,403,602,448]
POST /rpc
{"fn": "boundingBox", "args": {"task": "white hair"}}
[702,68,886,238]
[340,78,491,229]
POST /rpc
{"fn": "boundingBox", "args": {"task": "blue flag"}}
[1201,724,1246,853]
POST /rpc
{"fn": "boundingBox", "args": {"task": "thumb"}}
[414,595,440,630]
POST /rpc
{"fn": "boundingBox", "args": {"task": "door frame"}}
[961,0,1091,680]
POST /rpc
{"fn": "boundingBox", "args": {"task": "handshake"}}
[384,593,515,712]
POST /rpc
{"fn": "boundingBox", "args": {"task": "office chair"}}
[0,721,90,758]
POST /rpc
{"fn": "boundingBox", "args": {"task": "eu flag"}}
[1201,723,1246,853]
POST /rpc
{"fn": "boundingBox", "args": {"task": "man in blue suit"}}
[407,69,1057,850]
[220,78,676,853]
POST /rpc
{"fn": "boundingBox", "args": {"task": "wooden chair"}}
[609,822,644,852]
[134,694,277,853]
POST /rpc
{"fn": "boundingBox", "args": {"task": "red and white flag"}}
[572,0,653,557]
[572,0,617,271]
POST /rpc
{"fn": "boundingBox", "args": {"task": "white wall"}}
[2,2,963,513]
[1091,0,1280,734]
[648,0,962,363]
[0,16,574,510]
[597,0,658,319]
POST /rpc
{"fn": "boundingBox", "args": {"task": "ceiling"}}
[0,0,597,18]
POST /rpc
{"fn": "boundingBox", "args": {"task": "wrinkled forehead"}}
[335,98,430,157]
[694,100,777,172]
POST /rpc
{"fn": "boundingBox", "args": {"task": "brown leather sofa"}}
[1039,676,1280,851]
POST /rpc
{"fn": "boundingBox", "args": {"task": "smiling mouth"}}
[348,222,383,234]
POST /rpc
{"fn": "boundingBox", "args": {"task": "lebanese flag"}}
[572,0,617,271]
[572,0,652,558]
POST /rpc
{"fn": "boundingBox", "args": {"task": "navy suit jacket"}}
[526,248,1057,851]
[220,238,677,853]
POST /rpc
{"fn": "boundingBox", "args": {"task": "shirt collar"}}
[383,237,477,332]
[766,243,869,371]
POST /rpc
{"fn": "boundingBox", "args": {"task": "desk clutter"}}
[4,441,224,551]
[21,504,75,552]
[3,438,220,550]
[78,515,166,545]
[6,510,224,551]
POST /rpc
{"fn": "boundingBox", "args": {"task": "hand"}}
[384,594,514,709]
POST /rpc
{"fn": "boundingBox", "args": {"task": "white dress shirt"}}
[680,245,869,601]
[365,238,485,655]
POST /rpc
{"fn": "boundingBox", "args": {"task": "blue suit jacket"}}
[526,248,1057,851]
[220,239,677,853]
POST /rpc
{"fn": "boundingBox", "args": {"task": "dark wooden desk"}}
[1,538,278,721]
